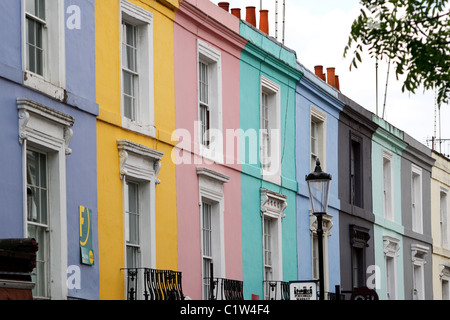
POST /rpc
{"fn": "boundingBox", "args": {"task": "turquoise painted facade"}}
[239,20,302,300]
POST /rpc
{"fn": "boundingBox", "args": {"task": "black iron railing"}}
[324,291,346,300]
[263,281,290,300]
[204,277,244,300]
[122,268,184,300]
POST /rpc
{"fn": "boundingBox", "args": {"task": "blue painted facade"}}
[0,0,98,299]
[295,64,344,294]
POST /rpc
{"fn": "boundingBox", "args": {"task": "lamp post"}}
[305,158,332,301]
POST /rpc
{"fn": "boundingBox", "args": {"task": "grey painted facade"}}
[401,133,435,299]
[337,94,378,297]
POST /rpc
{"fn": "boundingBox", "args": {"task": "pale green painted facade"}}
[372,115,407,300]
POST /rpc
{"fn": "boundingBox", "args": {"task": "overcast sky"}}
[210,0,450,155]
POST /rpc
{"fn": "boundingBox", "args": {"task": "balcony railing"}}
[324,291,346,300]
[263,281,290,300]
[122,268,184,300]
[204,277,244,300]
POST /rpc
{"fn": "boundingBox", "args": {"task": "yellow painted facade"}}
[95,0,178,299]
[431,151,450,299]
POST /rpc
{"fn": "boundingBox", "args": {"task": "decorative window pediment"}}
[440,262,450,280]
[383,235,400,257]
[260,188,287,219]
[411,244,429,264]
[196,167,229,203]
[117,139,163,183]
[18,98,74,155]
[310,212,333,236]
[350,225,370,248]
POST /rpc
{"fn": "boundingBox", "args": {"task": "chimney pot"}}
[314,66,324,80]
[327,67,336,88]
[246,6,257,27]
[218,2,230,12]
[259,10,269,34]
[231,8,241,19]
[335,75,340,90]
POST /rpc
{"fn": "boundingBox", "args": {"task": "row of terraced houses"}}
[0,0,449,301]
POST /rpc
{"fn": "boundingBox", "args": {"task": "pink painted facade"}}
[174,0,247,299]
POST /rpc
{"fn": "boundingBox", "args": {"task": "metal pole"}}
[375,58,378,116]
[210,262,214,300]
[316,212,325,300]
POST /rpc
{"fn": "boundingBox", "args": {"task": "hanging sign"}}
[289,281,318,300]
[79,206,94,266]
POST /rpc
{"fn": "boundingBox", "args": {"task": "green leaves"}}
[343,0,450,105]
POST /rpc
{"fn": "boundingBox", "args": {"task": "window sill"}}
[199,143,224,165]
[122,117,156,138]
[24,71,66,102]
[262,169,281,186]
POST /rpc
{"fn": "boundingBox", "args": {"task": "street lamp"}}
[305,158,332,300]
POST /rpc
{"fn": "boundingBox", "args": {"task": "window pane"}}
[26,0,45,19]
[27,150,47,224]
[126,182,139,245]
[37,0,45,20]
[202,203,212,257]
[27,150,38,186]
[36,48,43,77]
[123,96,134,120]
[26,18,44,76]
[28,223,47,297]
[128,182,138,213]
[126,246,139,269]
[123,23,137,72]
[123,71,133,96]
[27,19,36,46]
[199,62,208,104]
[123,71,136,121]
[26,0,36,15]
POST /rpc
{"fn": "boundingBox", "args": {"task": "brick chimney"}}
[327,67,336,88]
[314,65,326,81]
[218,2,229,12]
[259,10,269,34]
[335,75,340,90]
[231,8,241,19]
[246,6,257,27]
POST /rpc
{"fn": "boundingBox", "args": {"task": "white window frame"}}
[411,244,429,300]
[382,151,394,221]
[197,40,223,164]
[310,211,333,292]
[18,98,74,300]
[411,165,423,233]
[22,0,66,100]
[310,106,326,173]
[120,0,155,137]
[197,167,229,300]
[383,235,400,300]
[260,76,281,185]
[118,139,163,299]
[440,188,449,249]
[261,189,287,299]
